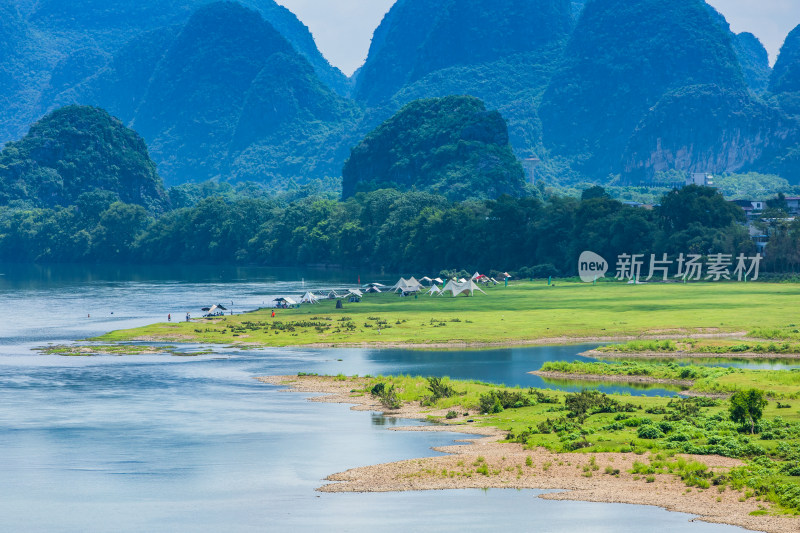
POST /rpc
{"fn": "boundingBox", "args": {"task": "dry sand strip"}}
[257,375,798,533]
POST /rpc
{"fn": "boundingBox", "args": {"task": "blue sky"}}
[276,0,799,75]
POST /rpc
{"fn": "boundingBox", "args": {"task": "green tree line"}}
[3,184,797,274]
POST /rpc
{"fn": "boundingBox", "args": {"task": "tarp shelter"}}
[433,277,444,284]
[420,276,433,285]
[502,272,511,279]
[327,291,342,299]
[364,282,387,288]
[348,289,364,297]
[300,292,318,304]
[427,285,442,296]
[458,278,467,283]
[471,272,482,280]
[366,286,382,293]
[440,279,487,297]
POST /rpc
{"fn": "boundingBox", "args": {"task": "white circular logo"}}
[579,251,608,283]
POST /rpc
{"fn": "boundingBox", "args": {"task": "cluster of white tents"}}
[390,272,505,297]
[273,271,509,307]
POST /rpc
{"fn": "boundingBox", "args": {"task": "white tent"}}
[427,285,442,296]
[471,272,481,280]
[440,279,487,297]
[433,277,444,284]
[391,277,422,293]
[327,290,342,299]
[300,292,318,304]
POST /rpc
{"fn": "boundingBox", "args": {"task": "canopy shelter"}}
[471,272,482,280]
[201,304,227,317]
[327,290,342,299]
[273,297,298,308]
[364,282,387,288]
[365,286,382,293]
[300,292,318,304]
[348,289,364,297]
[474,274,490,283]
[433,277,444,284]
[391,277,422,293]
[440,279,487,297]
[427,285,442,296]
[458,278,467,283]
[419,276,433,285]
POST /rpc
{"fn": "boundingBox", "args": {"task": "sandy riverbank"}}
[258,374,798,533]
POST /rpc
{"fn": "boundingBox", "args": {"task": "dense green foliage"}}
[770,24,800,95]
[129,2,360,186]
[730,389,768,434]
[0,184,768,271]
[342,96,526,200]
[354,0,573,106]
[2,0,799,189]
[0,106,167,212]
[0,0,354,189]
[734,32,771,94]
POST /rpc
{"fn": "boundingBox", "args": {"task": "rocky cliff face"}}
[539,0,759,179]
[624,85,797,180]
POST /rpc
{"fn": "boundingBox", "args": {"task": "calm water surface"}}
[0,265,752,532]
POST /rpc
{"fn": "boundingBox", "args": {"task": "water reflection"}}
[539,376,688,394]
[371,414,401,426]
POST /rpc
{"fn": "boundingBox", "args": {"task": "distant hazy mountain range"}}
[1,0,799,191]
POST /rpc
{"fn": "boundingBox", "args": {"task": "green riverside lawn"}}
[98,280,800,347]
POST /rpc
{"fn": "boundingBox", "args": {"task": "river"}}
[0,265,751,532]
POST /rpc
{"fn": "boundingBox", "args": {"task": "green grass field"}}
[98,281,800,348]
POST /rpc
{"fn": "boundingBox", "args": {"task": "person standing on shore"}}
[168,314,171,322]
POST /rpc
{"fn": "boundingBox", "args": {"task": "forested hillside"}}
[342,96,525,200]
[0,0,798,193]
[0,0,354,188]
[0,106,168,212]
